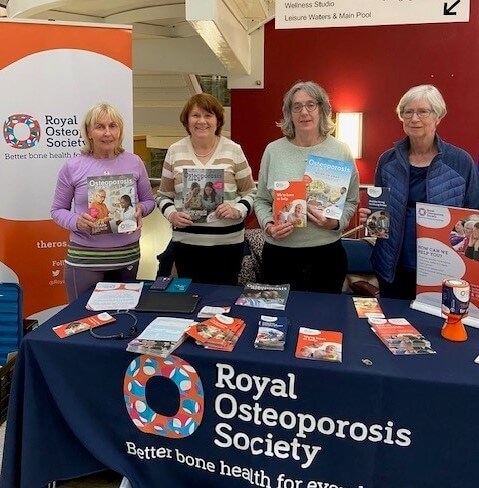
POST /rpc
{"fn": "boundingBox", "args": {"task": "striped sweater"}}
[156,136,256,246]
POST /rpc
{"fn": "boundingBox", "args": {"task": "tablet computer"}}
[135,291,200,314]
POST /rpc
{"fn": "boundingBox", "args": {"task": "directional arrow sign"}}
[444,0,461,15]
[276,0,469,30]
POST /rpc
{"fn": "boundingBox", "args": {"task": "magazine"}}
[368,317,436,355]
[295,328,343,362]
[182,167,224,223]
[273,181,307,228]
[126,317,195,358]
[87,174,137,234]
[254,315,289,350]
[53,312,116,338]
[365,187,390,238]
[186,314,245,351]
[235,283,291,310]
[352,297,385,319]
[303,155,354,220]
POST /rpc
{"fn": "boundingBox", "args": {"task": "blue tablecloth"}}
[2,283,479,488]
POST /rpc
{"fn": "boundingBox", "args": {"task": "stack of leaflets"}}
[295,328,343,362]
[186,314,245,352]
[303,155,353,220]
[254,315,289,350]
[126,317,195,358]
[368,317,436,355]
[273,181,307,228]
[365,186,390,238]
[352,297,385,319]
[235,283,290,310]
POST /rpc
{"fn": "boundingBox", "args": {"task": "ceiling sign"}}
[275,0,469,29]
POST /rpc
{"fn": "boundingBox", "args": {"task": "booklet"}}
[368,318,436,355]
[53,312,116,338]
[273,181,307,228]
[295,328,343,362]
[365,186,390,238]
[303,155,353,220]
[254,315,289,350]
[352,297,385,319]
[235,283,290,310]
[182,167,224,223]
[86,282,144,311]
[126,317,195,358]
[87,174,137,234]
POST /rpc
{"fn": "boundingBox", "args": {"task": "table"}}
[2,283,479,488]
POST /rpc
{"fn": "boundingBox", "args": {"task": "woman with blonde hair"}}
[51,102,155,301]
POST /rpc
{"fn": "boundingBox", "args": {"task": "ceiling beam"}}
[8,0,69,18]
[133,37,227,75]
[105,5,185,24]
[186,0,251,75]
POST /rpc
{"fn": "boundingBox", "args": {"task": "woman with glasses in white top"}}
[254,81,360,293]
[359,84,479,299]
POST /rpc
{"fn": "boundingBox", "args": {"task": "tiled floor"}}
[0,211,171,486]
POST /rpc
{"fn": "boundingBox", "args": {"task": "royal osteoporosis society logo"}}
[124,355,204,438]
[3,113,41,149]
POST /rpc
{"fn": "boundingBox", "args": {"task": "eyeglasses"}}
[401,109,434,119]
[292,102,319,113]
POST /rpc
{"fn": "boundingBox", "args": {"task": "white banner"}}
[275,0,470,29]
[0,20,132,317]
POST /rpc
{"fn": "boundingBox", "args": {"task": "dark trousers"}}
[64,262,139,303]
[378,267,417,300]
[261,240,347,294]
[173,241,244,286]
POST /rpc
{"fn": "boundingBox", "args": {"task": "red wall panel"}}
[231,7,479,184]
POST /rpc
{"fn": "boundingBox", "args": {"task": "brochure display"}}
[411,203,479,327]
[186,314,245,351]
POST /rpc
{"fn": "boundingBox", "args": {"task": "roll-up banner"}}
[0,19,133,318]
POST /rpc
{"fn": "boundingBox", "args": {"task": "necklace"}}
[192,137,218,158]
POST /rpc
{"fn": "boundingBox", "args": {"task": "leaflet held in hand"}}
[182,168,224,223]
[365,187,390,239]
[304,155,353,220]
[273,181,307,228]
[87,174,137,234]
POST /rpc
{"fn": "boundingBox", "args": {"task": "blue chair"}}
[341,238,379,297]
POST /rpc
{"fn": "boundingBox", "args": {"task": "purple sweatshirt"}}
[51,152,155,248]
